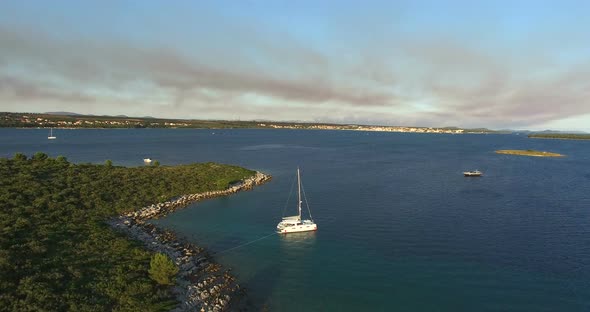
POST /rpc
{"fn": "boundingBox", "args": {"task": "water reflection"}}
[278,231,317,247]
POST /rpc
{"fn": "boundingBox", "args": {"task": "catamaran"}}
[277,168,317,234]
[48,128,56,140]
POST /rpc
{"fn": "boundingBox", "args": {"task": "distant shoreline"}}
[2,126,503,135]
[495,149,565,157]
[528,136,590,141]
[0,112,504,134]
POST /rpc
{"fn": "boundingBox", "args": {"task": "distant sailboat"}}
[276,168,318,234]
[48,128,56,140]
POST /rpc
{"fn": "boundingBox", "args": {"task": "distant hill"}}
[45,112,135,118]
[534,129,588,134]
[505,129,588,135]
[45,111,83,116]
[463,127,508,133]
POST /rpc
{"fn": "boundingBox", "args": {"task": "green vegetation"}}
[148,253,179,286]
[528,133,590,140]
[495,149,565,157]
[0,154,255,311]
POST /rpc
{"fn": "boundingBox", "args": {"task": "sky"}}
[1,0,590,131]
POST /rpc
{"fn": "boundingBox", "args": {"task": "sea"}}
[1,128,590,311]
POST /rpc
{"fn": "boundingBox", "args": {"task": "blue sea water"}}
[1,128,590,311]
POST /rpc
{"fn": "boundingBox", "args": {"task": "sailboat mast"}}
[297,167,302,219]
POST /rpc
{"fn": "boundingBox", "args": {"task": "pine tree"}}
[148,253,179,285]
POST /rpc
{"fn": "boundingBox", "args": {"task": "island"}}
[495,149,565,157]
[528,133,590,140]
[0,153,270,311]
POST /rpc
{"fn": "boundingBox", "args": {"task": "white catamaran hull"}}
[278,223,317,234]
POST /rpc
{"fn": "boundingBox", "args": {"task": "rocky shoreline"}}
[108,171,271,312]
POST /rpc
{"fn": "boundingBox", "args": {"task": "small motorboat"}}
[463,170,483,177]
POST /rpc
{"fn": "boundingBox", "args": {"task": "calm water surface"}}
[2,128,590,311]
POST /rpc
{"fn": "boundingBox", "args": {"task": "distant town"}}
[0,112,501,134]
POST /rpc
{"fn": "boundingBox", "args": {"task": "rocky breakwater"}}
[129,171,271,222]
[109,171,271,312]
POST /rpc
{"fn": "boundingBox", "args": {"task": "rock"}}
[107,171,271,311]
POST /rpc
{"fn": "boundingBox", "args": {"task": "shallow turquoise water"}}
[2,128,590,311]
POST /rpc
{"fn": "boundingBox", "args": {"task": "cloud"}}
[381,37,590,128]
[0,27,399,112]
[1,20,590,130]
[0,76,94,103]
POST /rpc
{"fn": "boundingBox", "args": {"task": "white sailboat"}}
[277,168,317,234]
[47,128,56,140]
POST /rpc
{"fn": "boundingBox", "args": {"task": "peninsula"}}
[0,154,270,311]
[495,149,565,157]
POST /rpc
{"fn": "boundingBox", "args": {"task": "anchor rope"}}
[212,232,277,256]
[213,172,304,256]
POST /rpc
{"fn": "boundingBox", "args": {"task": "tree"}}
[32,152,48,161]
[105,160,113,167]
[56,155,68,163]
[148,253,178,285]
[14,153,27,161]
[153,160,160,167]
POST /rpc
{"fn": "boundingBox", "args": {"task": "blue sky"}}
[1,0,589,130]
